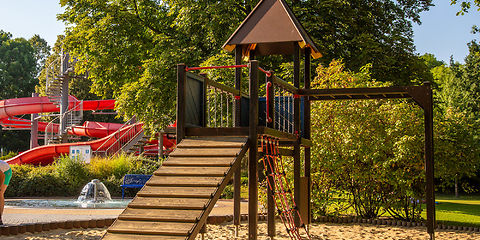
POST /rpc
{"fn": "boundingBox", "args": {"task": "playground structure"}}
[103,0,435,240]
[1,49,175,165]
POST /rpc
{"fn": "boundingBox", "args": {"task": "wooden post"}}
[266,72,276,238]
[234,46,242,233]
[423,83,435,240]
[177,64,187,143]
[248,60,259,240]
[303,48,312,225]
[293,43,301,227]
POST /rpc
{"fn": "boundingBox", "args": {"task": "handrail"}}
[93,116,137,154]
[113,126,144,155]
[272,75,299,94]
[105,123,142,154]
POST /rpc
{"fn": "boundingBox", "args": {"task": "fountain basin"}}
[5,199,131,209]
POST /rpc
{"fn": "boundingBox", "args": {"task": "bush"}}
[5,153,160,198]
[0,151,17,160]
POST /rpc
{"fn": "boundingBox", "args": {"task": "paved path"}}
[3,198,249,226]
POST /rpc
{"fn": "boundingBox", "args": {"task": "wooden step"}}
[128,197,208,210]
[154,167,229,177]
[162,157,235,167]
[102,233,186,240]
[108,220,193,236]
[119,208,202,222]
[137,186,216,198]
[169,148,240,157]
[177,138,245,148]
[146,176,223,187]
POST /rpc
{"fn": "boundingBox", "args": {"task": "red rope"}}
[258,67,272,77]
[185,64,248,71]
[261,136,312,240]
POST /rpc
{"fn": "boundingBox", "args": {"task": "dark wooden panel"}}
[185,72,205,127]
[108,220,193,236]
[120,208,202,222]
[128,197,208,210]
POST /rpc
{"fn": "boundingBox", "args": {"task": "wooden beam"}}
[248,60,259,240]
[303,47,312,225]
[299,86,409,97]
[234,46,242,231]
[177,64,187,143]
[185,127,249,137]
[293,42,301,227]
[272,75,299,94]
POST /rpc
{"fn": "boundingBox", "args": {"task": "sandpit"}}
[2,222,479,239]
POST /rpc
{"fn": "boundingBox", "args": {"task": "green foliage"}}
[424,51,480,195]
[0,30,50,152]
[310,60,424,220]
[5,154,159,197]
[451,0,480,15]
[57,0,433,133]
[0,151,17,160]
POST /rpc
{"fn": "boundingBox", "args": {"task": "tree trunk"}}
[455,177,459,198]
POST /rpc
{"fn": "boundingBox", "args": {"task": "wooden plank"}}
[154,167,229,177]
[128,197,208,210]
[177,139,246,148]
[108,220,193,236]
[146,176,222,187]
[169,148,240,157]
[138,186,216,198]
[103,233,186,240]
[163,157,235,167]
[119,208,202,222]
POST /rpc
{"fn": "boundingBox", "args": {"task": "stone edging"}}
[4,214,476,236]
[316,216,480,233]
[0,218,116,236]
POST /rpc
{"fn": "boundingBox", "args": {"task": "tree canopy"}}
[0,31,49,152]
[57,0,433,132]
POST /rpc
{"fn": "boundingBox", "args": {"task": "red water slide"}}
[6,123,144,165]
[1,96,176,165]
[1,117,124,138]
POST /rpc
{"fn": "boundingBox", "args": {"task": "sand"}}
[2,222,479,240]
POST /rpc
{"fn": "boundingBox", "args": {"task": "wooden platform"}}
[102,137,248,240]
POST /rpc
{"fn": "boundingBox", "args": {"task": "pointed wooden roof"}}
[223,0,322,59]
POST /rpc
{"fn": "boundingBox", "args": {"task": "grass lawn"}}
[422,194,480,227]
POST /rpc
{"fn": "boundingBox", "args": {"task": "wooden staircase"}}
[102,137,249,240]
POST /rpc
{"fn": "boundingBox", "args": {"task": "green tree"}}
[57,0,433,132]
[310,60,424,220]
[424,52,480,197]
[451,0,480,15]
[0,31,49,152]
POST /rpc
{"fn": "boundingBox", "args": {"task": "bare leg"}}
[0,184,7,224]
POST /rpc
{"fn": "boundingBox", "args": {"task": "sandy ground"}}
[3,222,479,240]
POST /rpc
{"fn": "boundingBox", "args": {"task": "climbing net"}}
[260,135,311,240]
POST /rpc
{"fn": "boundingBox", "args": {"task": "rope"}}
[261,135,312,240]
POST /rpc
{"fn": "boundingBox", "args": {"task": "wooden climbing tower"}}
[104,0,436,240]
